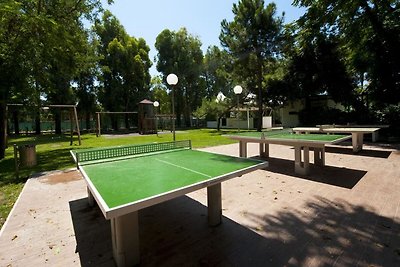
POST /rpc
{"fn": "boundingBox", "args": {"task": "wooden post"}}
[14,144,19,179]
[5,104,8,149]
[96,112,101,137]
[70,110,73,146]
[73,106,81,145]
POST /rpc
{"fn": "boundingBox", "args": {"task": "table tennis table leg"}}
[207,183,222,226]
[372,132,378,142]
[313,147,325,166]
[239,141,247,157]
[259,142,269,158]
[352,133,364,152]
[87,187,95,207]
[294,146,310,175]
[111,211,140,267]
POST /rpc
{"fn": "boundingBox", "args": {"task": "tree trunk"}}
[35,111,41,135]
[55,111,61,134]
[0,101,6,159]
[85,112,91,131]
[257,58,263,132]
[125,113,130,130]
[111,116,118,131]
[13,110,19,135]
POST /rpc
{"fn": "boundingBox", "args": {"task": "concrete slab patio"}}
[0,141,399,266]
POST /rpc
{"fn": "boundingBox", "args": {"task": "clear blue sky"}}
[101,0,305,75]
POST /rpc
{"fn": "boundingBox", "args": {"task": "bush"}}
[376,104,400,137]
[298,107,350,126]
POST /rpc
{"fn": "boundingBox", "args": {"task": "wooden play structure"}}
[6,103,81,145]
[138,99,157,135]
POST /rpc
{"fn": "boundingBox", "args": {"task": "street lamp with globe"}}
[153,101,159,136]
[166,73,178,141]
[233,85,243,132]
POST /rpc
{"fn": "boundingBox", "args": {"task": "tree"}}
[75,36,99,131]
[95,11,152,130]
[193,98,234,131]
[203,46,234,99]
[220,0,284,131]
[285,36,356,109]
[150,76,170,115]
[293,0,400,108]
[155,28,204,127]
[0,0,108,159]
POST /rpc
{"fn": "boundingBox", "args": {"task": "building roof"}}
[139,99,154,105]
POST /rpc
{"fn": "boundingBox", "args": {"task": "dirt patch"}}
[39,170,82,185]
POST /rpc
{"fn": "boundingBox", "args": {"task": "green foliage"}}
[194,98,227,120]
[150,76,170,114]
[376,104,400,136]
[203,46,234,99]
[285,36,356,107]
[220,0,285,130]
[0,0,105,157]
[293,0,400,107]
[155,28,204,127]
[298,107,354,126]
[194,98,235,131]
[95,11,152,116]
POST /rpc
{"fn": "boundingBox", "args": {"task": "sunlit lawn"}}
[0,128,239,228]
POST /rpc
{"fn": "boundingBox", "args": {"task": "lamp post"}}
[167,73,178,141]
[153,101,159,136]
[233,85,243,132]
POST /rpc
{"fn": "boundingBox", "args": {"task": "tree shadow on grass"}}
[0,148,74,185]
[7,133,83,146]
[69,195,400,266]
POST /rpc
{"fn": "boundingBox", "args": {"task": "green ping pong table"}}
[227,131,351,175]
[292,126,381,152]
[71,140,267,267]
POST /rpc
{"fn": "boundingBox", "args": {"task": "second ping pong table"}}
[292,127,380,152]
[71,140,267,267]
[228,131,351,176]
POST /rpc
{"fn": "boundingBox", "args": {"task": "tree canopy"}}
[94,11,152,115]
[220,0,285,131]
[293,0,400,108]
[1,0,399,159]
[0,0,107,158]
[155,28,204,127]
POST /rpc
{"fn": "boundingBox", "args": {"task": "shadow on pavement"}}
[70,194,400,266]
[252,157,367,189]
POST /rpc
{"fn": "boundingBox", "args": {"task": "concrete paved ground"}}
[0,141,399,266]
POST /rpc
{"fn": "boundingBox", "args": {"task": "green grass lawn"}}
[0,129,238,228]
